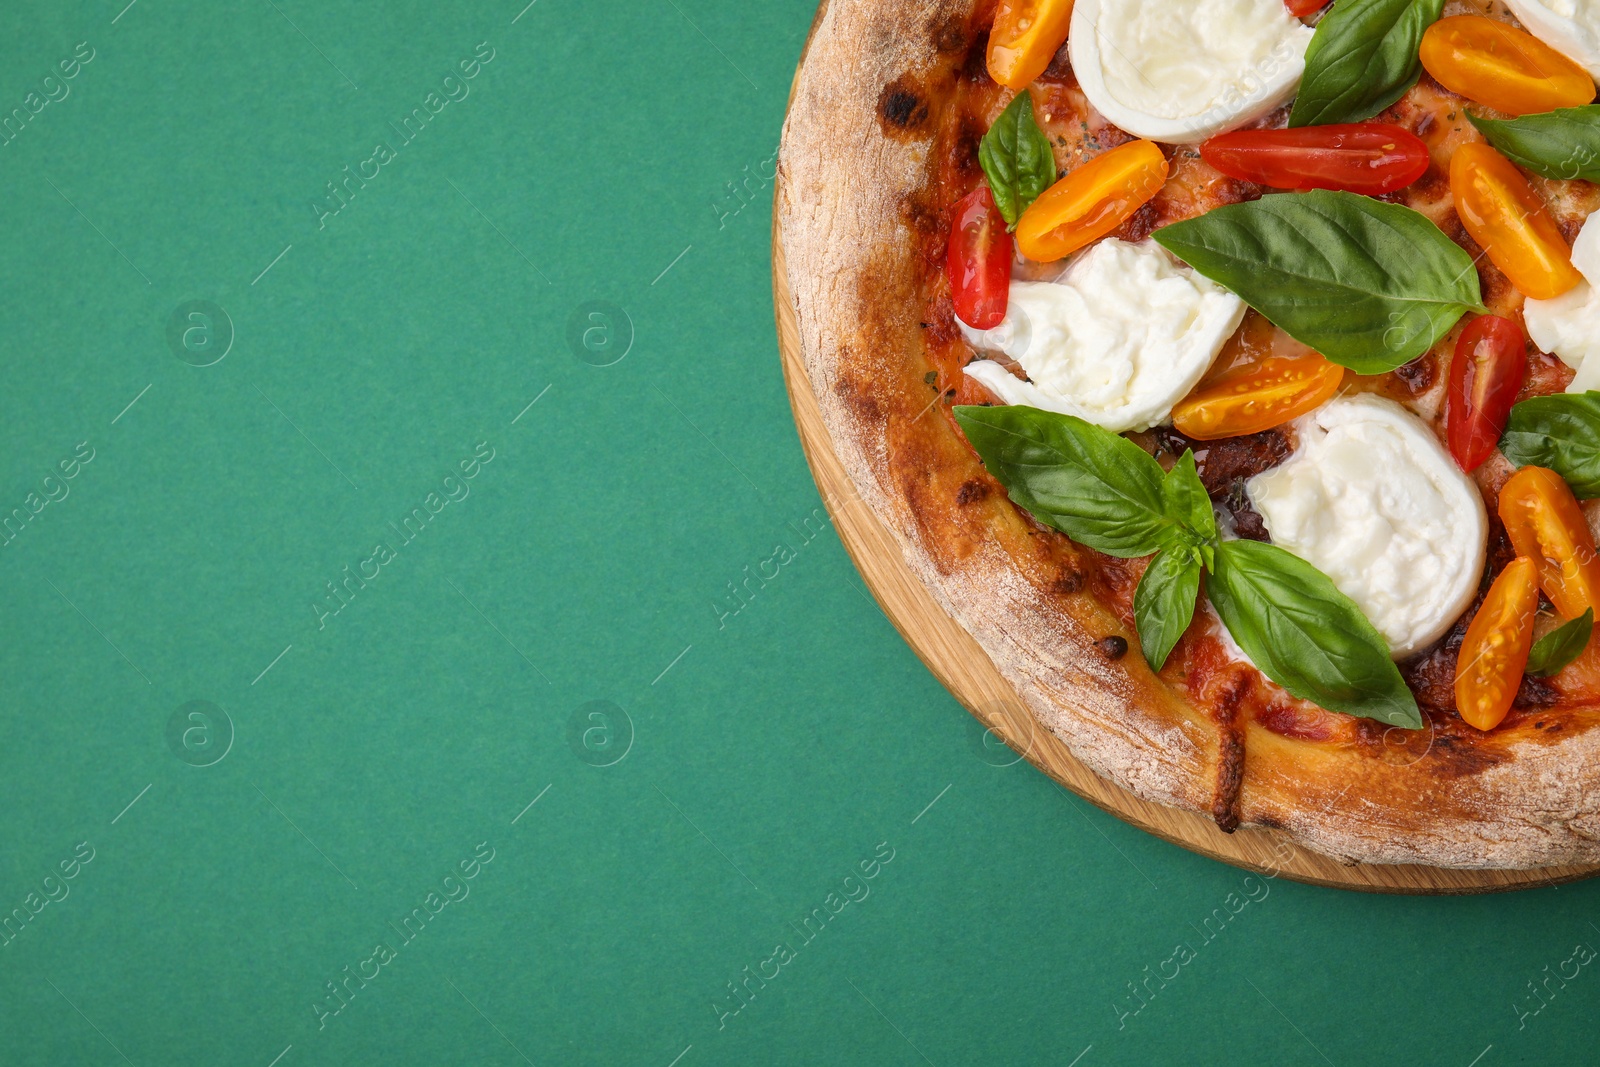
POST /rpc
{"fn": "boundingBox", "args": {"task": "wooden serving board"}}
[772,3,1600,891]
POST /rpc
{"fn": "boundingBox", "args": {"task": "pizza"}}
[777,0,1600,868]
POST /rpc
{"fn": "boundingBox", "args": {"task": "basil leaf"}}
[978,90,1057,229]
[1526,609,1594,677]
[1152,190,1483,373]
[1162,451,1217,547]
[1289,0,1445,127]
[1468,107,1600,183]
[1134,546,1203,672]
[1208,539,1422,728]
[953,405,1177,556]
[1500,392,1600,498]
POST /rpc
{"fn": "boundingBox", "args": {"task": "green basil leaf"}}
[978,90,1057,229]
[1500,392,1600,498]
[953,405,1177,557]
[1526,609,1594,678]
[1162,451,1217,546]
[1289,0,1445,127]
[1152,189,1483,373]
[1208,539,1422,728]
[1134,546,1203,672]
[1468,107,1600,183]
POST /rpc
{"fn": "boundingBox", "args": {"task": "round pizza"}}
[777,0,1600,867]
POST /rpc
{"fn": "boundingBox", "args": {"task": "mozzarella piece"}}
[960,239,1245,432]
[1068,0,1314,144]
[1524,211,1600,392]
[1245,395,1487,658]
[1503,0,1600,78]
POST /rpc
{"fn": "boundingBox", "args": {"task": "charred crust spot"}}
[908,194,940,239]
[1425,730,1508,778]
[882,89,927,130]
[1050,569,1085,596]
[832,370,883,426]
[955,478,990,506]
[931,16,967,55]
[1097,635,1129,660]
[1210,673,1251,834]
[878,76,929,139]
[1255,812,1287,831]
[952,114,988,186]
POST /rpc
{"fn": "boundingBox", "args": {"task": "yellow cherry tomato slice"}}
[1420,15,1595,117]
[1171,353,1344,440]
[1498,465,1600,619]
[1015,140,1167,262]
[1455,556,1539,731]
[986,0,1076,89]
[1450,142,1582,300]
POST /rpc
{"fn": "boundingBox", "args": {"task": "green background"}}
[0,1,1596,1064]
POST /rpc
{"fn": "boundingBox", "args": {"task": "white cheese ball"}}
[1524,211,1600,393]
[1068,0,1315,144]
[1246,395,1488,658]
[959,239,1245,432]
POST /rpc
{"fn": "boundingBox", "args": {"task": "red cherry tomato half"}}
[948,184,1012,330]
[1198,123,1430,195]
[1447,314,1527,472]
[1284,0,1328,15]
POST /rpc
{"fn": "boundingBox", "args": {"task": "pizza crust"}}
[777,0,1600,868]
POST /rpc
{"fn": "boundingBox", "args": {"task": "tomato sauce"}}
[922,18,1600,745]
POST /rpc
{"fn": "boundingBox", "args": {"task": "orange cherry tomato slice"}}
[1455,556,1539,731]
[1420,15,1596,117]
[1450,142,1582,300]
[1498,465,1600,619]
[1015,140,1167,262]
[1284,0,1328,14]
[1171,353,1344,440]
[987,0,1076,89]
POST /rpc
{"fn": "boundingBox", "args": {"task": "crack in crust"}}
[777,0,1600,868]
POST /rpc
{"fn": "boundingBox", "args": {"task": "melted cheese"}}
[960,239,1244,432]
[1068,0,1314,143]
[1525,211,1600,392]
[1246,395,1488,658]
